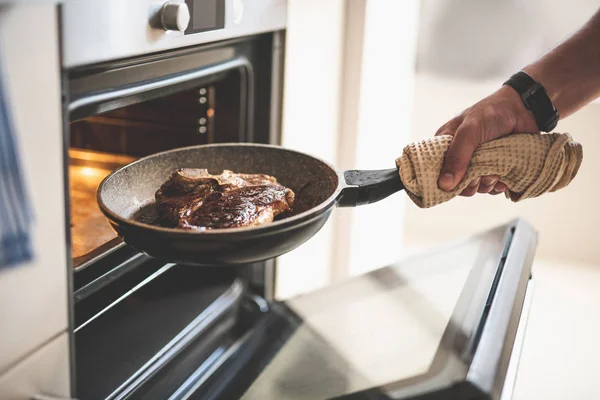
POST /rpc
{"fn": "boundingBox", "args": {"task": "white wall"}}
[276,0,421,299]
[334,0,420,279]
[416,0,599,81]
[275,0,346,300]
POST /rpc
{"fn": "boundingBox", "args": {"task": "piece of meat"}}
[155,168,295,230]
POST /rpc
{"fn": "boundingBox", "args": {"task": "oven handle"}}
[68,57,252,121]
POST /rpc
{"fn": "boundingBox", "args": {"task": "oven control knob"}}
[160,2,190,32]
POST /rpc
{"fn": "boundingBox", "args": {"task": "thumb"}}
[437,123,479,191]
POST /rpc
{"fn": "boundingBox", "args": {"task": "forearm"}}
[523,7,600,119]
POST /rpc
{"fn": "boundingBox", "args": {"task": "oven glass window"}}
[239,226,507,399]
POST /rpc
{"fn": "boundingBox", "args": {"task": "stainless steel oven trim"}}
[74,263,176,333]
[60,57,78,400]
[268,30,285,146]
[68,56,251,121]
[61,0,287,68]
[239,57,254,142]
[73,252,149,302]
[73,239,126,272]
[499,279,535,400]
[260,31,284,301]
[466,218,537,399]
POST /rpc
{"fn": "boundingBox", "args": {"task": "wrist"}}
[498,85,539,131]
[500,86,537,125]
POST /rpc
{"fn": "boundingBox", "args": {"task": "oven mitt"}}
[0,51,33,268]
[396,132,583,209]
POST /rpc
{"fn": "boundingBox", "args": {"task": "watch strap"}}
[503,71,559,132]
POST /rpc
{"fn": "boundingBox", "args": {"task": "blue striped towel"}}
[0,54,33,268]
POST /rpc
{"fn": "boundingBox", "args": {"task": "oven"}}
[0,2,537,399]
[61,2,285,398]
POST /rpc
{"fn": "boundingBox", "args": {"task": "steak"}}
[155,168,295,230]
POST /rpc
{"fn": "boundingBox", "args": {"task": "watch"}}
[503,71,559,132]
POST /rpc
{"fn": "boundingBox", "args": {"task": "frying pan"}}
[97,143,405,266]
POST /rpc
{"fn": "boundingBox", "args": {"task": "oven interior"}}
[69,70,242,268]
[67,36,278,399]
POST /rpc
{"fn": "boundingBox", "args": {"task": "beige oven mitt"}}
[396,132,583,208]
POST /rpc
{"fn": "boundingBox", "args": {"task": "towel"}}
[396,132,583,208]
[0,52,33,268]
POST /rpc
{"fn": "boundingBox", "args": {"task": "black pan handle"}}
[337,168,405,207]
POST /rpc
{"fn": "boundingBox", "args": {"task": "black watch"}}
[503,71,559,132]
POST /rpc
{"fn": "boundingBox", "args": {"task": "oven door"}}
[184,219,536,400]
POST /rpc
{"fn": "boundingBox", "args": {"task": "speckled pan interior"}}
[98,143,340,229]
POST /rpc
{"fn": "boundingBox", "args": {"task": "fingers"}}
[459,177,506,197]
[492,181,507,195]
[438,121,480,191]
[459,178,480,197]
[435,116,463,137]
[478,175,499,194]
[433,87,525,197]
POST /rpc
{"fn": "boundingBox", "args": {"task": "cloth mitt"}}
[396,132,583,209]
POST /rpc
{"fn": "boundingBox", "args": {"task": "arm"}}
[437,7,600,195]
[525,9,600,120]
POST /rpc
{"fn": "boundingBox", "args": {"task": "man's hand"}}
[434,6,600,196]
[435,85,539,196]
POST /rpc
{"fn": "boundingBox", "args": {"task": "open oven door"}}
[189,218,536,400]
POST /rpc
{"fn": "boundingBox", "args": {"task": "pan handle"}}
[337,168,404,207]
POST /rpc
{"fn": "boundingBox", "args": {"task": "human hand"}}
[435,85,540,196]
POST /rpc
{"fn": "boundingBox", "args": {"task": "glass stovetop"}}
[230,221,534,400]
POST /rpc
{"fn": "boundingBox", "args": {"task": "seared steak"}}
[155,168,295,230]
